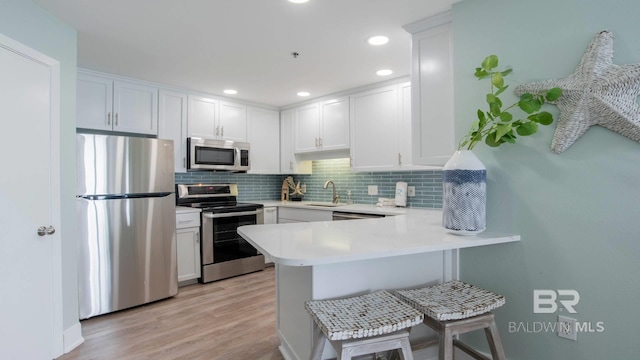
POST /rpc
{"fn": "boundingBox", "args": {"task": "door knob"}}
[37,225,56,236]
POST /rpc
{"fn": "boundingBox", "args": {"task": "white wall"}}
[0,0,79,332]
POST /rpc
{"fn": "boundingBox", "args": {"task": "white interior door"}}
[0,34,62,359]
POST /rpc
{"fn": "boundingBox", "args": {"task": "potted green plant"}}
[443,55,562,234]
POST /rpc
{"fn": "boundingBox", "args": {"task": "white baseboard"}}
[63,322,84,353]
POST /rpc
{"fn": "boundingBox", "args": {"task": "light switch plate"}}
[368,185,378,196]
[408,186,416,197]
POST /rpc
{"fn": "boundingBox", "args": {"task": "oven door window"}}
[211,214,258,263]
[195,146,235,166]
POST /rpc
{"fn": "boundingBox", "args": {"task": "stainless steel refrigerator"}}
[76,134,178,319]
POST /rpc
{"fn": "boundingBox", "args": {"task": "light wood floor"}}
[59,267,284,360]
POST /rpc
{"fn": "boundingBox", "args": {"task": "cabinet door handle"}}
[315,137,318,147]
[183,157,186,168]
[195,231,200,243]
[115,113,119,126]
[398,153,402,165]
[107,112,111,125]
[215,126,219,136]
[290,160,293,170]
[221,126,224,137]
[37,225,55,237]
[319,137,322,147]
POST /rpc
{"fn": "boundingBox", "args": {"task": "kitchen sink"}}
[304,202,347,207]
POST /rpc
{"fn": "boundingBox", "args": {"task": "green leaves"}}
[457,55,561,151]
[546,87,563,101]
[518,93,542,114]
[482,55,499,71]
[516,121,538,136]
[529,111,553,125]
[491,72,504,88]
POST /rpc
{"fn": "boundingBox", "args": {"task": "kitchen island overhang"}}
[238,209,520,267]
[238,209,520,360]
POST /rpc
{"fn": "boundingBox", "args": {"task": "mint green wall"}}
[0,0,79,331]
[453,1,640,359]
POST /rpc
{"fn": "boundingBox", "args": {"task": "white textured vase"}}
[442,150,486,235]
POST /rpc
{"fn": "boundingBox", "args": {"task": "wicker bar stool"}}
[305,290,424,360]
[394,281,506,360]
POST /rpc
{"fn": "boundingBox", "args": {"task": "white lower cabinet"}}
[176,211,201,284]
[262,207,278,264]
[264,207,278,224]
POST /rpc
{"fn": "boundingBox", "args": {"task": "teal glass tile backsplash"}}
[175,158,443,208]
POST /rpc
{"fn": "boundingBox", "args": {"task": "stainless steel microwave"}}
[187,137,250,172]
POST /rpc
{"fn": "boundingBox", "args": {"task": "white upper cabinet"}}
[77,72,158,135]
[405,12,455,165]
[350,81,421,172]
[280,109,312,174]
[188,96,247,142]
[350,84,398,171]
[294,103,321,153]
[318,98,349,151]
[188,95,219,139]
[158,90,188,172]
[219,101,248,142]
[294,96,349,153]
[247,107,280,174]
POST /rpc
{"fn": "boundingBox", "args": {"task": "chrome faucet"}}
[323,180,340,204]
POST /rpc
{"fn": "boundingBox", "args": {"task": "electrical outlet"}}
[301,184,306,192]
[368,185,378,196]
[408,186,416,197]
[558,315,577,341]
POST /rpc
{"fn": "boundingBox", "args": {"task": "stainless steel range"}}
[176,184,264,283]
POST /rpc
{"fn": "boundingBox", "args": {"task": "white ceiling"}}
[33,0,453,107]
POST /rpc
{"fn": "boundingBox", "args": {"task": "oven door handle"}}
[202,210,262,219]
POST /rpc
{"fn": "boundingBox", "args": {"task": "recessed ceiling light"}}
[289,0,309,3]
[297,91,310,97]
[376,69,393,76]
[367,35,389,46]
[223,89,238,95]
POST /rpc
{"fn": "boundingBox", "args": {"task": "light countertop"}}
[238,208,520,266]
[257,200,417,216]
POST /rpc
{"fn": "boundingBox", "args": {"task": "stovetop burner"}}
[176,183,263,213]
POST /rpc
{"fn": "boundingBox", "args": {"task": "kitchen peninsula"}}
[238,208,519,360]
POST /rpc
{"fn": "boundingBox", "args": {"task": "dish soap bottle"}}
[346,190,353,205]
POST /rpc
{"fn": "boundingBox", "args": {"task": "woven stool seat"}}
[305,290,422,359]
[394,280,505,321]
[305,290,424,341]
[393,281,506,360]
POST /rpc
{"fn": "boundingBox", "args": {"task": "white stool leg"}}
[310,329,327,360]
[485,320,506,360]
[398,337,414,360]
[440,327,454,360]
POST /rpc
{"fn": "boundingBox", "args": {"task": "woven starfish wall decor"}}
[514,31,640,153]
